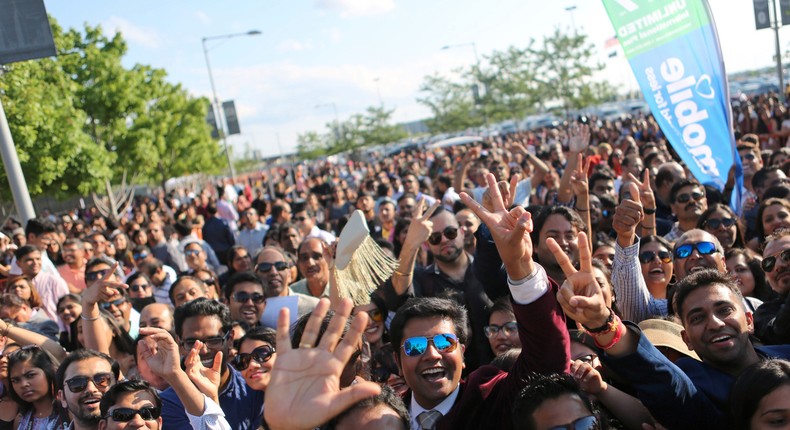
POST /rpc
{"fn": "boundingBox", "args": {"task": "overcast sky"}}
[42,0,788,158]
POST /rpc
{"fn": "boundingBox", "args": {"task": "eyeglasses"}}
[100,298,127,309]
[85,269,111,282]
[483,322,517,338]
[107,406,161,422]
[256,261,289,272]
[676,190,704,203]
[133,252,149,260]
[231,345,276,371]
[674,241,718,259]
[233,292,265,304]
[547,415,600,430]
[703,218,736,230]
[402,333,459,357]
[427,227,459,245]
[181,332,230,350]
[293,216,308,222]
[64,373,115,393]
[762,249,790,273]
[574,353,598,365]
[129,283,149,293]
[184,249,201,257]
[298,252,323,263]
[638,250,672,264]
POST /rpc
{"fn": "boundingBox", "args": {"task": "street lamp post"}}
[201,30,261,179]
[441,42,479,65]
[565,6,577,33]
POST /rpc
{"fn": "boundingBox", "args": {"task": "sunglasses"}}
[674,241,718,259]
[483,321,517,338]
[133,252,149,260]
[201,278,216,286]
[65,372,115,393]
[703,218,736,230]
[233,292,265,304]
[639,250,672,264]
[741,153,757,161]
[676,191,704,204]
[601,209,613,218]
[231,345,276,371]
[85,269,111,282]
[100,298,127,309]
[129,283,149,293]
[107,406,161,422]
[402,333,459,357]
[547,415,600,430]
[256,261,289,272]
[428,227,459,245]
[181,331,230,350]
[762,249,790,273]
[293,216,308,222]
[354,307,384,323]
[184,249,201,257]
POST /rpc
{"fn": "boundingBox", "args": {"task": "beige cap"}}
[639,319,700,361]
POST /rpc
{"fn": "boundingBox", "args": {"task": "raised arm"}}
[390,199,439,296]
[452,147,480,194]
[81,263,126,355]
[570,154,593,250]
[0,319,66,362]
[264,298,380,430]
[138,327,230,430]
[627,170,657,238]
[558,124,590,204]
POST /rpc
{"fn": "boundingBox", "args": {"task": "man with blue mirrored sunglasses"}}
[671,230,726,282]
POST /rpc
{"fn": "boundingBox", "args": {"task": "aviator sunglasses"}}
[762,249,790,273]
[428,227,459,245]
[401,333,459,357]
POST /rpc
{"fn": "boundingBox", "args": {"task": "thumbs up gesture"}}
[613,182,644,247]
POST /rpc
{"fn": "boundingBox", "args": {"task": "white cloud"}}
[275,39,314,53]
[328,28,342,44]
[194,11,212,26]
[101,16,161,49]
[314,0,395,17]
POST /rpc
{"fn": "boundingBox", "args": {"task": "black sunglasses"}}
[547,415,599,430]
[638,250,672,264]
[65,373,115,393]
[231,345,276,371]
[233,292,265,304]
[129,283,149,293]
[703,218,736,230]
[85,269,111,282]
[676,191,704,204]
[100,297,127,309]
[181,331,230,350]
[428,227,459,245]
[108,406,161,422]
[256,261,289,272]
[762,249,790,273]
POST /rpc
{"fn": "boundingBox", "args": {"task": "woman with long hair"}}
[7,346,65,429]
[0,343,20,430]
[233,327,277,393]
[730,359,790,430]
[756,198,790,241]
[725,248,776,305]
[697,203,746,251]
[218,246,253,288]
[3,276,42,310]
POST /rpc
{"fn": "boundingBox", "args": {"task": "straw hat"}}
[638,319,700,361]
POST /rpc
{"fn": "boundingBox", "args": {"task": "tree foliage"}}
[296,106,406,159]
[0,19,221,199]
[417,29,615,133]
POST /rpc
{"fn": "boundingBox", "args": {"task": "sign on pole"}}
[755,0,772,29]
[780,0,790,26]
[602,0,742,212]
[222,101,241,135]
[0,0,56,64]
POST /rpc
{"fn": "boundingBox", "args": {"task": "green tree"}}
[418,73,484,133]
[0,19,221,199]
[530,29,614,115]
[298,106,406,158]
[296,131,329,160]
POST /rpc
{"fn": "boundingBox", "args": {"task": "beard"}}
[434,245,463,263]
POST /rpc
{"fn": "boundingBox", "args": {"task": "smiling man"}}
[57,350,120,430]
[754,229,790,344]
[671,229,726,281]
[291,237,331,298]
[254,246,318,320]
[160,298,264,429]
[664,179,708,242]
[224,272,266,329]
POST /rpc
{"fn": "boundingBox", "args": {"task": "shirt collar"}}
[409,385,460,429]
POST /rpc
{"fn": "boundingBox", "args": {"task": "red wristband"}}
[592,315,625,350]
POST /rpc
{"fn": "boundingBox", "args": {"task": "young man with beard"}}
[14,245,69,322]
[549,234,790,430]
[254,246,318,320]
[375,201,494,370]
[664,179,708,242]
[56,350,120,430]
[753,229,790,344]
[224,272,266,329]
[160,298,264,429]
[58,238,88,293]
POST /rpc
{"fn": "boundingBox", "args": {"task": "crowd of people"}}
[0,95,789,429]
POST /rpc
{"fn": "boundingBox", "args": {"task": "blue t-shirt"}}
[160,365,263,430]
